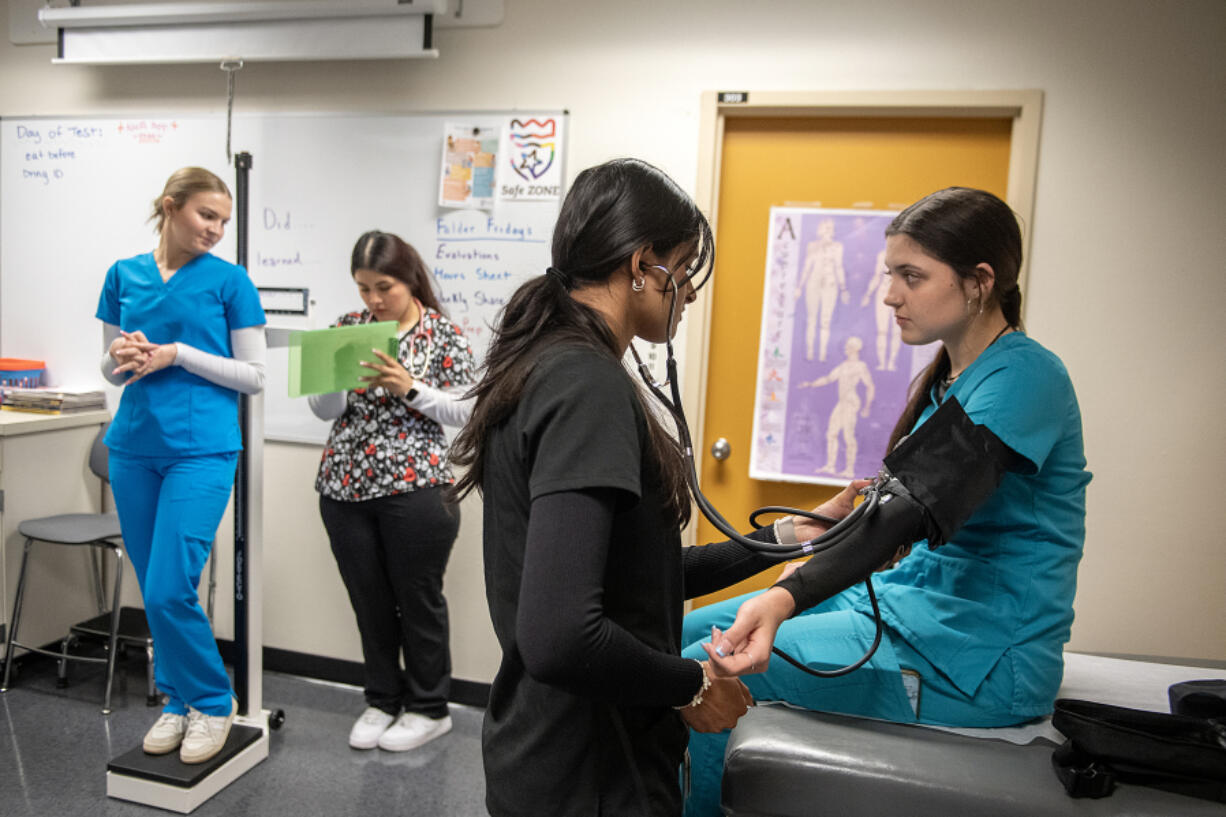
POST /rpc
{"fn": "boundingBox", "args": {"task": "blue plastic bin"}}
[0,358,45,389]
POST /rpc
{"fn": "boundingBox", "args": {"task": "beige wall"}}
[4,0,1224,679]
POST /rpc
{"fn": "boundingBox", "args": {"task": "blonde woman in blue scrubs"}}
[96,167,266,765]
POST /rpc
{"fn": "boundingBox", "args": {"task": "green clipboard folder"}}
[288,321,399,398]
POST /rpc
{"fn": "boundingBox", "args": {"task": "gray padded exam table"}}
[721,653,1226,816]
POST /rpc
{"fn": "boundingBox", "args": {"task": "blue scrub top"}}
[859,332,1091,716]
[96,251,266,457]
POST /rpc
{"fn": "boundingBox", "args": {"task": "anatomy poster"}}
[749,207,938,485]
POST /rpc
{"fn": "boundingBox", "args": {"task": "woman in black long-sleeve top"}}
[450,159,858,816]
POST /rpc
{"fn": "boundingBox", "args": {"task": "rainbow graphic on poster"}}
[498,115,565,201]
[508,117,556,180]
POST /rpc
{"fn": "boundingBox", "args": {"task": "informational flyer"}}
[439,124,499,209]
[497,115,565,202]
[748,207,939,485]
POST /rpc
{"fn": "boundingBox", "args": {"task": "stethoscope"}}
[630,263,885,678]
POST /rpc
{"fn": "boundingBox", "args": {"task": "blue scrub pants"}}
[109,450,238,717]
[680,589,1024,817]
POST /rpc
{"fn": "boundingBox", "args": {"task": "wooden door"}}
[691,115,1012,607]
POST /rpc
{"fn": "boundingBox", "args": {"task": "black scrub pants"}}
[319,486,459,719]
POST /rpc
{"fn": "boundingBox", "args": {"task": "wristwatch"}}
[406,387,418,401]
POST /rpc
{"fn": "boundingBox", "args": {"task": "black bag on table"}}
[1051,693,1226,803]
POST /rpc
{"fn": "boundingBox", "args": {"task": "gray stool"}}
[0,422,129,714]
[1,512,125,713]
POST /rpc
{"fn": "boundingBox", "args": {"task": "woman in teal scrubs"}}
[682,187,1092,816]
[96,167,266,765]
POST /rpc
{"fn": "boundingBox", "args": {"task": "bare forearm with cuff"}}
[774,488,928,613]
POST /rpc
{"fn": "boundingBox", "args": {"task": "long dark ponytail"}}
[886,187,1024,451]
[450,158,713,525]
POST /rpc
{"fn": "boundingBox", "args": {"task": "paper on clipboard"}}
[287,321,399,397]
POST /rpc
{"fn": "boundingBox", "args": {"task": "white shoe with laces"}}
[377,712,452,752]
[179,697,237,765]
[349,706,397,749]
[142,712,188,755]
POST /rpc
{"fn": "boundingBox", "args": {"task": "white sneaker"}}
[142,712,188,755]
[376,712,452,752]
[349,706,396,749]
[179,697,236,765]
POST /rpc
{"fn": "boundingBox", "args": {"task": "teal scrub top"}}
[860,332,1091,716]
[96,251,266,457]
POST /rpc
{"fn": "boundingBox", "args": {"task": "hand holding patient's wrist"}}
[764,584,798,620]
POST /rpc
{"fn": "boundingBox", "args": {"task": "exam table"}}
[721,653,1226,816]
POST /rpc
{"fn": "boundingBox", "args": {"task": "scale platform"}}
[106,718,269,813]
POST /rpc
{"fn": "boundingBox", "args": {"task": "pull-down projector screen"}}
[39,0,444,64]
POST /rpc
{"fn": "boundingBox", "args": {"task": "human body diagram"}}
[798,336,875,478]
[861,248,902,370]
[794,219,849,362]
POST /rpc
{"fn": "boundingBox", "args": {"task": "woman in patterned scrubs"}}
[308,230,477,752]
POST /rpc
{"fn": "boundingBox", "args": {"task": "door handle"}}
[710,437,731,462]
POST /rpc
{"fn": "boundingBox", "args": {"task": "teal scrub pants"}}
[681,589,1025,817]
[109,450,238,716]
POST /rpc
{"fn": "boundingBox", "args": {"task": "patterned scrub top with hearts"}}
[315,308,477,502]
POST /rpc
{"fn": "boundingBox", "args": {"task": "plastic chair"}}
[0,422,128,713]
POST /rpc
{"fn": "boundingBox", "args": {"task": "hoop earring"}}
[632,278,646,293]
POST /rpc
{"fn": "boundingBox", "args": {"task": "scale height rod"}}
[232,151,253,716]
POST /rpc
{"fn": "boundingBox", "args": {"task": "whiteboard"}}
[0,111,566,443]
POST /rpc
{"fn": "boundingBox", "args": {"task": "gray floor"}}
[0,652,487,816]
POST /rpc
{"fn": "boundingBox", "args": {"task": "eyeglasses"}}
[641,263,712,295]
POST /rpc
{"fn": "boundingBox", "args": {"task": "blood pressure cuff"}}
[776,397,1015,613]
[882,397,1017,548]
[775,480,930,612]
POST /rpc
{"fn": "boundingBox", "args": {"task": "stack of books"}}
[1,388,107,415]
